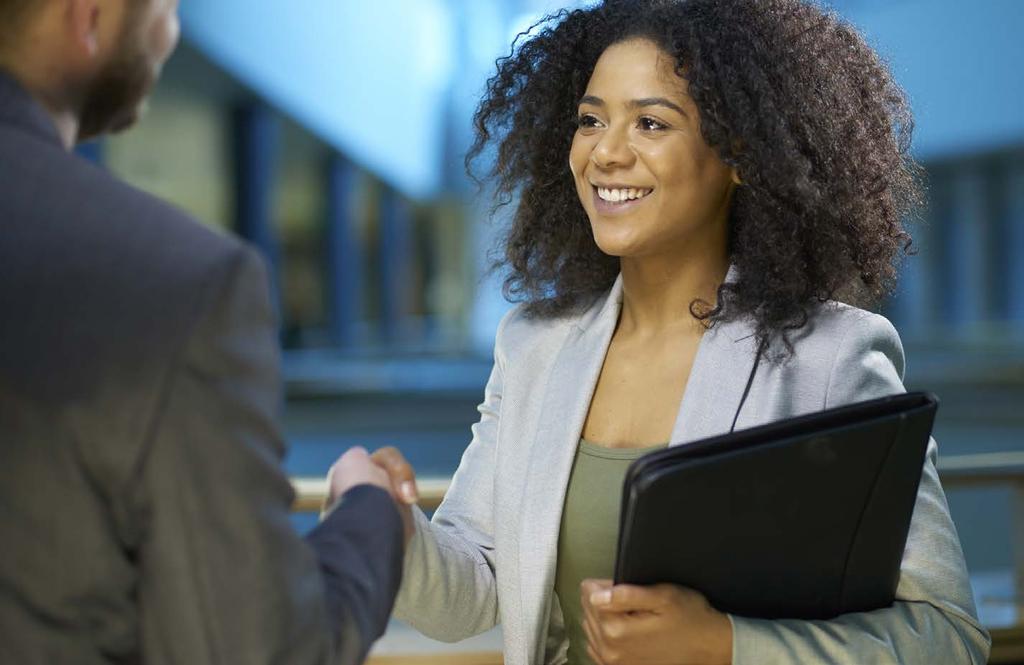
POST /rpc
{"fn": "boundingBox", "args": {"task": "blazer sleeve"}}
[729,312,991,664]
[132,246,403,665]
[390,310,514,641]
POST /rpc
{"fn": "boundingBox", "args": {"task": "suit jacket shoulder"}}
[1,121,254,385]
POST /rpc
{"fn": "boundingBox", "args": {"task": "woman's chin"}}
[591,230,646,259]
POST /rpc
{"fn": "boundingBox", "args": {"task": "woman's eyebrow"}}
[577,95,687,117]
[628,97,687,116]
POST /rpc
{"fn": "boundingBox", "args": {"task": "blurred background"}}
[77,0,1024,660]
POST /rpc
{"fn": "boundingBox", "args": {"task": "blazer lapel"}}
[670,314,761,445]
[516,277,623,665]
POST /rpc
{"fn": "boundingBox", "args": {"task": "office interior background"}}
[76,0,1023,659]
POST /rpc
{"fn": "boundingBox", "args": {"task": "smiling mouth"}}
[590,185,654,215]
[594,186,654,203]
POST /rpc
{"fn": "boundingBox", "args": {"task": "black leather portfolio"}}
[614,391,937,620]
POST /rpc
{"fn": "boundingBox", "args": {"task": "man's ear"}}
[65,0,103,59]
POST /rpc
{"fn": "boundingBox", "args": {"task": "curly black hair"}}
[468,0,920,353]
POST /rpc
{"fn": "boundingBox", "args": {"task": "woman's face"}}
[569,38,736,261]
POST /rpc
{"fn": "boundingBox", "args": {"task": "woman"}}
[369,1,990,663]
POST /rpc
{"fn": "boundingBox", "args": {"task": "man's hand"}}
[324,446,393,507]
[580,579,733,665]
[322,446,419,544]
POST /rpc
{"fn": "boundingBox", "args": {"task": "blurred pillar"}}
[378,188,412,346]
[1001,157,1024,328]
[325,155,362,348]
[233,104,282,321]
[938,164,991,334]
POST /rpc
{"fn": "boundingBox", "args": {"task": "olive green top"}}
[554,439,668,665]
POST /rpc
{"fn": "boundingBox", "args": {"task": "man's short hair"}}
[0,1,43,51]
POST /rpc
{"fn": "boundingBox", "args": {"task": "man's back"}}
[0,71,403,664]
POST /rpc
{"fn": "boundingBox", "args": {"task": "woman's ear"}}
[731,169,742,186]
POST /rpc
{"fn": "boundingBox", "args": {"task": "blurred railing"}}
[291,476,450,514]
[291,451,1024,665]
[367,655,501,665]
[940,451,1024,664]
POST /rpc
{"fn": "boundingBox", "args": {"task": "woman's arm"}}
[388,308,518,642]
[729,312,991,664]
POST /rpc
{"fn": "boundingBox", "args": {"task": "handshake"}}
[325,446,420,543]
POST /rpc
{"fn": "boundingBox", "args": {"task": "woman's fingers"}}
[580,578,613,609]
[582,612,611,665]
[370,446,419,504]
[582,579,665,614]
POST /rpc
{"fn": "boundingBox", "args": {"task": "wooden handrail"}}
[292,476,450,513]
[367,653,502,665]
[990,625,1024,664]
[937,451,1024,487]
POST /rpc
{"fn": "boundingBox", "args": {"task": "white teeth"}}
[596,186,652,203]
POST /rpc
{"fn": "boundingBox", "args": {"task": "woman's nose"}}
[590,126,635,169]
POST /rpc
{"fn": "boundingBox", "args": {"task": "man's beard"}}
[76,31,155,142]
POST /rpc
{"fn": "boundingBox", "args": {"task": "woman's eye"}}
[576,114,601,129]
[638,116,668,132]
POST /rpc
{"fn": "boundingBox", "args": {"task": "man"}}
[0,1,410,663]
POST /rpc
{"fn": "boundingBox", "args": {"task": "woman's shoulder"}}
[778,301,906,400]
[794,301,902,349]
[790,301,905,360]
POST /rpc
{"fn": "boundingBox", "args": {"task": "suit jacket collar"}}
[0,69,65,149]
[516,267,760,662]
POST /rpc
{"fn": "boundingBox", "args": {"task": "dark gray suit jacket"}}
[0,71,403,665]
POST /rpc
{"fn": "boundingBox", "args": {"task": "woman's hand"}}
[580,579,733,665]
[368,446,419,544]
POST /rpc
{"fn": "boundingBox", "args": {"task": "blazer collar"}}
[670,315,760,444]
[571,272,625,334]
[574,265,749,342]
[0,69,65,149]
[665,264,763,442]
[517,280,621,664]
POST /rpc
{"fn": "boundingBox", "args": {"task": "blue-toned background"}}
[82,0,1024,643]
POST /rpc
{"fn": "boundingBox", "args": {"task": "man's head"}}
[0,1,38,37]
[0,0,180,146]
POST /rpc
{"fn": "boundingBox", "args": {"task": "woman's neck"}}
[617,250,729,338]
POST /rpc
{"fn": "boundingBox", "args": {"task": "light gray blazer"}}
[394,274,991,665]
